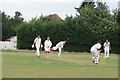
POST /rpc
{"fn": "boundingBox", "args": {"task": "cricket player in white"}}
[103,40,111,59]
[90,40,102,64]
[52,41,66,58]
[32,36,41,57]
[44,37,52,57]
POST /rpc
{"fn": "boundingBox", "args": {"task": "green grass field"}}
[2,50,118,78]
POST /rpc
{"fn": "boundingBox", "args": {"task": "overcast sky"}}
[0,0,120,21]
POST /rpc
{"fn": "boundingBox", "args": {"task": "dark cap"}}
[97,40,101,43]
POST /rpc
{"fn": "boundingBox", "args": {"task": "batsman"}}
[90,40,102,64]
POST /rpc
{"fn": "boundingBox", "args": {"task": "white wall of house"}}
[0,41,17,50]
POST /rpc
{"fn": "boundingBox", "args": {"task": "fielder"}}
[90,40,102,64]
[44,37,52,57]
[32,36,41,57]
[52,41,66,58]
[103,40,111,59]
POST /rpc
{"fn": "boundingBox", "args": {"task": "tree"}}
[2,11,24,40]
[75,0,95,11]
[2,12,14,40]
[73,1,118,53]
[117,9,120,24]
[10,11,24,35]
[96,1,109,11]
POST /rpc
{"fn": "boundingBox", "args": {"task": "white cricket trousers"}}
[104,48,109,58]
[91,50,100,64]
[52,47,62,58]
[35,45,40,56]
[58,48,62,57]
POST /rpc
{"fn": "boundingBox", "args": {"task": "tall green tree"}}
[10,11,24,35]
[74,1,118,53]
[2,11,24,40]
[2,12,14,40]
[75,0,95,10]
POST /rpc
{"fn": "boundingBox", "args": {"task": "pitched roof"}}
[6,36,17,41]
[48,14,62,20]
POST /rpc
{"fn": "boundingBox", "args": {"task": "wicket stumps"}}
[100,53,105,64]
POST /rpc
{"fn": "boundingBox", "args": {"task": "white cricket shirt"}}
[90,43,101,52]
[104,42,110,48]
[56,41,65,48]
[34,37,41,46]
[44,40,52,48]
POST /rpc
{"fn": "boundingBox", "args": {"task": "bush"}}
[17,13,119,54]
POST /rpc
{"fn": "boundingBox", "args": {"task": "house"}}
[0,36,17,50]
[6,36,17,42]
[0,41,17,50]
[48,14,63,20]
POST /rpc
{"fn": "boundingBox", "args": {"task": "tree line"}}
[1,1,120,54]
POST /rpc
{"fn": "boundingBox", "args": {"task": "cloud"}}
[0,0,119,21]
[0,0,119,3]
[103,0,119,2]
[0,0,83,3]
